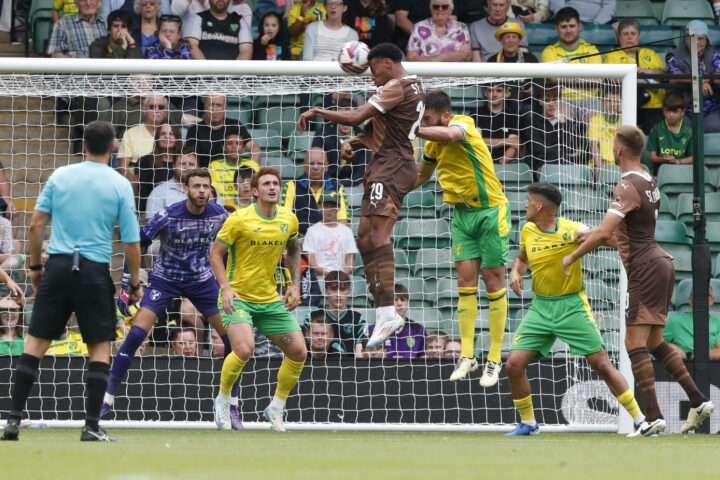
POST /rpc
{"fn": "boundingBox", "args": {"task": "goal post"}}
[0,59,638,433]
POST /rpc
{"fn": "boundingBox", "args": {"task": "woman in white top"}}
[302,0,359,61]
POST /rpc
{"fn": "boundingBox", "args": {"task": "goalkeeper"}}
[415,90,509,387]
[209,167,306,433]
[505,182,647,436]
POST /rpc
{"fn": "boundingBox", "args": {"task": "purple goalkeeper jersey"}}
[142,200,227,283]
[368,320,426,359]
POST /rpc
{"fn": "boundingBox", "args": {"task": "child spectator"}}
[303,193,357,277]
[647,90,693,174]
[89,10,143,59]
[472,83,520,164]
[145,14,193,59]
[425,330,448,359]
[0,296,23,355]
[444,339,462,358]
[588,85,621,167]
[368,284,426,358]
[301,271,367,355]
[288,0,327,60]
[253,11,291,60]
[208,126,260,208]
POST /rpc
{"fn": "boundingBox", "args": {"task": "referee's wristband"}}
[28,264,43,271]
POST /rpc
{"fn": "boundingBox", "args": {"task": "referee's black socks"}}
[85,362,110,430]
[8,353,41,423]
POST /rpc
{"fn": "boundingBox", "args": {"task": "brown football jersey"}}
[608,171,671,272]
[359,75,426,161]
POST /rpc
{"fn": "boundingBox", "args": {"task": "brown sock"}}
[652,341,707,408]
[360,249,377,298]
[628,346,662,421]
[373,243,395,307]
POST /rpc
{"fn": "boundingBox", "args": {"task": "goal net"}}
[0,60,636,432]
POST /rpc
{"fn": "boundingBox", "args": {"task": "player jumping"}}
[506,182,647,436]
[209,167,305,432]
[562,125,714,435]
[415,90,510,386]
[298,42,425,350]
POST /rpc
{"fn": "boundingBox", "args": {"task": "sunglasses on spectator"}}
[326,2,344,7]
[432,4,450,10]
[159,14,182,23]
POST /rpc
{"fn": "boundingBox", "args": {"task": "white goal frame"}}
[0,59,636,433]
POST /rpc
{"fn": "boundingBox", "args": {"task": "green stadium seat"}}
[596,164,621,196]
[249,128,282,153]
[345,186,363,209]
[505,190,527,223]
[434,277,458,309]
[525,23,558,48]
[716,252,720,277]
[658,191,676,221]
[394,249,413,282]
[28,0,54,56]
[588,253,621,282]
[286,133,315,161]
[509,220,527,245]
[293,305,312,325]
[704,133,720,167]
[579,24,618,47]
[664,244,693,280]
[253,94,305,107]
[447,85,483,102]
[226,98,253,125]
[408,308,449,332]
[395,218,451,249]
[398,277,431,307]
[413,248,455,278]
[400,188,437,218]
[539,164,593,186]
[706,222,720,252]
[267,156,300,180]
[656,164,713,195]
[350,275,372,307]
[586,280,615,311]
[655,220,691,245]
[256,107,302,140]
[708,27,720,52]
[661,0,715,26]
[561,187,610,215]
[615,0,661,25]
[677,192,720,224]
[707,192,720,222]
[494,163,533,191]
[673,278,692,310]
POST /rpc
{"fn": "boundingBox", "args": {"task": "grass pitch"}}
[2,429,718,480]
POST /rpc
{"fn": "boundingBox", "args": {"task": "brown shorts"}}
[626,256,675,326]
[361,156,417,219]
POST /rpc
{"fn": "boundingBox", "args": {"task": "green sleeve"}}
[646,126,659,154]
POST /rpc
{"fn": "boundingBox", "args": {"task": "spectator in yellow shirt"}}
[588,85,621,167]
[208,126,260,209]
[288,0,327,59]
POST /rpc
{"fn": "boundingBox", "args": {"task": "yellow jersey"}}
[604,48,665,109]
[588,113,621,166]
[520,217,586,297]
[208,157,260,208]
[288,2,327,56]
[423,115,507,208]
[541,40,601,100]
[216,204,299,303]
[46,331,88,356]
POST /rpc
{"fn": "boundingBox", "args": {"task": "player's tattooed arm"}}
[284,238,302,311]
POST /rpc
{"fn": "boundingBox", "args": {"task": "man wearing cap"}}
[303,191,358,277]
[667,20,720,133]
[470,0,528,62]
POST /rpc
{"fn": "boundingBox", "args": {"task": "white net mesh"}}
[0,68,628,430]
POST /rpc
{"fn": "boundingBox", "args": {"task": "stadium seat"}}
[505,190,527,223]
[286,133,315,161]
[704,133,720,167]
[226,97,253,125]
[494,163,533,191]
[253,94,304,107]
[579,24,618,47]
[394,249,413,282]
[673,278,693,310]
[585,280,615,311]
[408,307,449,332]
[345,186,363,209]
[507,276,534,306]
[509,220,527,246]
[539,164,593,186]
[706,222,720,252]
[268,156,300,180]
[707,192,720,222]
[399,276,432,307]
[655,220,691,245]
[596,164,621,196]
[561,187,610,215]
[525,23,558,48]
[716,254,720,277]
[350,275,372,307]
[656,164,713,195]
[664,244,693,280]
[588,253,621,282]
[434,277,458,309]
[249,128,282,153]
[615,0,661,25]
[400,188,437,218]
[256,107,302,140]
[28,0,54,56]
[677,192,720,224]
[658,192,676,221]
[661,0,715,26]
[394,218,451,249]
[294,305,312,324]
[413,248,455,278]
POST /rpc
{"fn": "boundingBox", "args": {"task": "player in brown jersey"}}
[298,43,426,349]
[562,125,713,436]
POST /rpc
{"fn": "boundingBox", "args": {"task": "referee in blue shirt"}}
[1,121,141,442]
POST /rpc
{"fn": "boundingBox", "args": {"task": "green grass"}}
[2,429,719,479]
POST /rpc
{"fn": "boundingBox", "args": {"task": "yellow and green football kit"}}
[208,157,260,208]
[541,40,601,100]
[588,113,621,166]
[511,217,604,358]
[604,48,665,109]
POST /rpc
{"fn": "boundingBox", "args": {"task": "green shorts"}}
[451,203,511,267]
[510,291,604,359]
[220,298,300,337]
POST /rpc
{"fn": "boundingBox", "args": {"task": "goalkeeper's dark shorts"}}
[29,254,116,343]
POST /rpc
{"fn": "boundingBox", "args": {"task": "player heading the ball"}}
[298,42,426,350]
[209,167,305,433]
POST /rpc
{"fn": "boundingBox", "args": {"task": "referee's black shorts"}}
[29,254,117,343]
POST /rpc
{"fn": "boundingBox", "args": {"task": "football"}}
[338,41,370,74]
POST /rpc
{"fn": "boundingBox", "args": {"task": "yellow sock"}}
[487,288,508,364]
[220,352,247,396]
[274,357,305,401]
[513,395,535,423]
[616,389,643,422]
[457,287,478,358]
